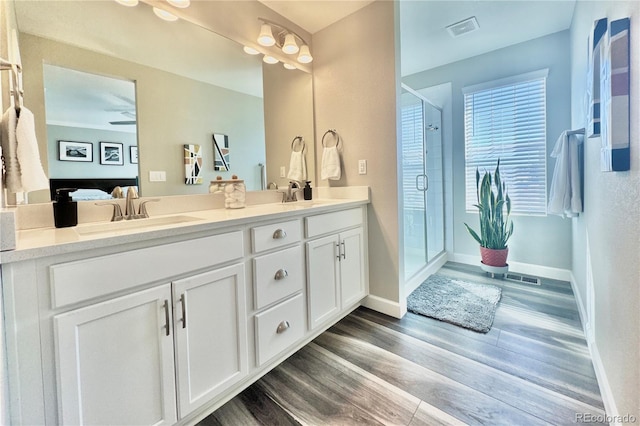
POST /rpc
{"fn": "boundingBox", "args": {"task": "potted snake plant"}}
[464,159,514,267]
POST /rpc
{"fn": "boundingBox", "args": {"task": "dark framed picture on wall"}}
[130,146,138,164]
[58,140,93,162]
[100,142,124,165]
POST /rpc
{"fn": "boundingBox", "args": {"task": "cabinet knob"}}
[274,269,289,280]
[276,320,290,334]
[272,229,287,239]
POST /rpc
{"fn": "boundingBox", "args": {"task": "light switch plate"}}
[280,166,286,178]
[358,160,367,175]
[149,171,166,182]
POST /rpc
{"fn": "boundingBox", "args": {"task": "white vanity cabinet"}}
[306,208,366,330]
[54,284,178,426]
[172,264,247,418]
[1,198,369,426]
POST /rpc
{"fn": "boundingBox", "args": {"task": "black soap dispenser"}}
[304,181,313,200]
[53,188,78,228]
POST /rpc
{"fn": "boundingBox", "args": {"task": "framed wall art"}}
[213,133,230,171]
[100,142,124,166]
[58,140,93,162]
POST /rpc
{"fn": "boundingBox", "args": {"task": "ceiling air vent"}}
[446,16,480,38]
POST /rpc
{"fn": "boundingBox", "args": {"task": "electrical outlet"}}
[149,171,166,182]
[358,159,367,175]
[280,166,286,178]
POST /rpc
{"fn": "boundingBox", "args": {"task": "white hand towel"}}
[287,149,307,181]
[16,107,49,192]
[548,131,582,217]
[321,145,341,180]
[0,107,22,193]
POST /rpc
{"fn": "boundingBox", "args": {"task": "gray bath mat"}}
[407,274,502,333]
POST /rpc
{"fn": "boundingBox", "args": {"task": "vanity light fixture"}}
[166,0,190,8]
[153,7,178,21]
[243,46,260,55]
[283,63,297,70]
[251,18,313,65]
[263,55,279,64]
[115,0,139,6]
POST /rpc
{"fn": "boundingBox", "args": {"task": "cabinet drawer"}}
[254,294,304,366]
[251,219,301,254]
[253,246,303,310]
[305,208,363,238]
[50,231,243,309]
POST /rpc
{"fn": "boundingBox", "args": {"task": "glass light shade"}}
[257,24,276,47]
[243,46,260,55]
[263,55,279,64]
[153,7,178,21]
[115,0,138,6]
[297,45,313,63]
[283,63,296,70]
[166,0,190,8]
[282,34,299,54]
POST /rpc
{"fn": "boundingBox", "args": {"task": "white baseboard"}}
[570,274,619,422]
[362,294,406,319]
[450,253,572,282]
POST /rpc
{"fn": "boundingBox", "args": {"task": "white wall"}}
[404,31,574,271]
[313,1,403,312]
[570,1,639,418]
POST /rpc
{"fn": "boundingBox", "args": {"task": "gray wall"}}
[403,31,573,270]
[570,1,639,418]
[313,1,402,308]
[47,125,138,179]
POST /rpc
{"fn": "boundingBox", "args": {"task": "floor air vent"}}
[505,273,541,286]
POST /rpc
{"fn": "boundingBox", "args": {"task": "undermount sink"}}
[75,215,200,236]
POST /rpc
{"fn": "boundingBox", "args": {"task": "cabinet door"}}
[306,235,340,329]
[173,263,248,418]
[340,227,366,306]
[54,285,177,426]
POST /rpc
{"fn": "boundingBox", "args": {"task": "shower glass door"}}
[401,88,444,280]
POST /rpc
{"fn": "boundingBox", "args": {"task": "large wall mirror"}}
[13,0,315,203]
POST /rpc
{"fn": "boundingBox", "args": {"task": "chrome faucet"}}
[280,180,303,203]
[96,189,160,222]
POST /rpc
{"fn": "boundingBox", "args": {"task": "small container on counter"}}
[53,188,78,228]
[304,181,313,200]
[210,175,246,209]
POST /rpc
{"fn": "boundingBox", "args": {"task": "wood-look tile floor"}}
[199,262,605,425]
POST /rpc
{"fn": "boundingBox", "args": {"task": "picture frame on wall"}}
[100,142,124,165]
[130,146,138,164]
[58,140,93,162]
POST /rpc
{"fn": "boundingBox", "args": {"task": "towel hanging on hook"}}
[287,135,307,181]
[321,129,342,180]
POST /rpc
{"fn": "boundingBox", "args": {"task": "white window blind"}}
[464,70,548,215]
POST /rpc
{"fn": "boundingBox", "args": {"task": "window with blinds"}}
[464,69,548,215]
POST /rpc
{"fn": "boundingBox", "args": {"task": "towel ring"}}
[291,136,305,153]
[322,129,341,148]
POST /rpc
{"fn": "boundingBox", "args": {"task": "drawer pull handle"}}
[163,300,170,336]
[276,320,290,334]
[272,229,287,239]
[180,294,187,329]
[341,241,346,260]
[274,269,289,280]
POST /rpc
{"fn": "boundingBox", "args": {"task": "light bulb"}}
[282,33,299,54]
[263,55,279,64]
[297,44,313,63]
[167,0,190,8]
[115,0,138,6]
[257,24,276,47]
[283,63,296,70]
[243,46,260,55]
[153,7,178,21]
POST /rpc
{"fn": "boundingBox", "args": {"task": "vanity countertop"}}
[0,195,369,264]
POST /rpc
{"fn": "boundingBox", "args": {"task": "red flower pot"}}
[480,246,509,267]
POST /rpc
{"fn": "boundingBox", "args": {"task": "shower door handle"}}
[415,174,428,192]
